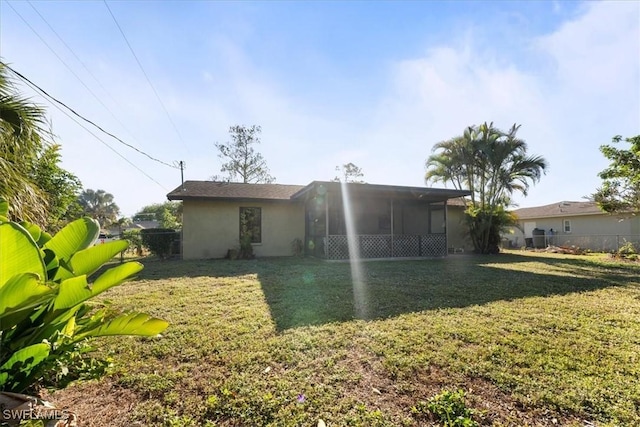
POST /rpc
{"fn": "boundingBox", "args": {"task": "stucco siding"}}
[447,206,472,251]
[182,199,305,259]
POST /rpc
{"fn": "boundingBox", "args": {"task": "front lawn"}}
[51,252,640,426]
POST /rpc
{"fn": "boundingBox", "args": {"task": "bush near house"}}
[140,228,179,259]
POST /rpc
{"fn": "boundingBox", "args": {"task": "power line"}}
[12,0,155,159]
[3,63,169,189]
[2,62,180,170]
[25,1,135,124]
[103,0,190,154]
[11,66,169,191]
[7,1,117,124]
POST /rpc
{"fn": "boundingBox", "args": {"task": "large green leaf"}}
[0,343,50,390]
[17,221,52,247]
[0,273,53,329]
[43,217,100,263]
[68,240,128,277]
[92,262,143,295]
[75,312,168,340]
[0,223,46,287]
[0,199,8,219]
[53,275,91,310]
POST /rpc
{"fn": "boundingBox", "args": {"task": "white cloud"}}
[362,1,639,207]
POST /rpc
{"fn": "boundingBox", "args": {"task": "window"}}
[240,207,262,243]
[563,219,571,233]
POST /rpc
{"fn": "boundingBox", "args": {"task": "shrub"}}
[236,234,254,259]
[0,200,169,395]
[618,241,637,257]
[122,228,143,256]
[140,228,178,259]
[412,389,479,427]
[291,238,304,257]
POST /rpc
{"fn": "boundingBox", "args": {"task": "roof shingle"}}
[167,181,305,201]
[513,201,604,219]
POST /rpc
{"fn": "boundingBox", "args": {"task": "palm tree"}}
[78,189,120,227]
[426,122,547,253]
[0,62,49,225]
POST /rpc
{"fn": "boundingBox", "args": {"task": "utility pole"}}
[179,160,185,190]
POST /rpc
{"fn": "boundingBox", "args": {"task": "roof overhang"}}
[291,181,471,203]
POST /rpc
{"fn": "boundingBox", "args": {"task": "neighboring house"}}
[167,180,472,260]
[105,220,160,236]
[506,201,640,251]
[131,220,160,230]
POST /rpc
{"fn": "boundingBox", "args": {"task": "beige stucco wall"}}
[446,205,473,251]
[182,199,305,259]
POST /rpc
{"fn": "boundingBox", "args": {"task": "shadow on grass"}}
[256,253,640,331]
[133,256,273,281]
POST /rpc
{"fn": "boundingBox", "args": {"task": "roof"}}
[167,181,305,202]
[167,180,471,203]
[291,181,471,203]
[513,201,605,219]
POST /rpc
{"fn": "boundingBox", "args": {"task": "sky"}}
[0,0,639,217]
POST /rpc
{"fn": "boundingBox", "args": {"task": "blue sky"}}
[1,0,638,216]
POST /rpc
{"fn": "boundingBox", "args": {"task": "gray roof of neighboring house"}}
[167,181,305,202]
[167,180,471,204]
[513,201,604,219]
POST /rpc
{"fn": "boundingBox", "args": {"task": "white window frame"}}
[563,219,571,233]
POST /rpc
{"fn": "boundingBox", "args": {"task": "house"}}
[506,201,640,251]
[167,180,472,260]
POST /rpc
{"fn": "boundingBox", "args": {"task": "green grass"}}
[52,252,640,426]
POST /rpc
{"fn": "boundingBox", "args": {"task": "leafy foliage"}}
[1,63,82,228]
[140,228,178,259]
[214,125,275,183]
[291,237,304,257]
[425,122,547,253]
[78,189,120,228]
[0,201,168,393]
[236,233,255,259]
[412,389,479,427]
[32,144,83,230]
[122,228,144,256]
[593,135,640,214]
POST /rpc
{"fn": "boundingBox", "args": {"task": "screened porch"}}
[290,181,469,260]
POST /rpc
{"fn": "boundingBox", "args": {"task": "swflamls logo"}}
[2,407,67,420]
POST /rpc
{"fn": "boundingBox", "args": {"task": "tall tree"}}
[0,62,49,225]
[426,122,547,253]
[332,162,365,183]
[78,189,120,227]
[214,125,275,183]
[593,135,640,214]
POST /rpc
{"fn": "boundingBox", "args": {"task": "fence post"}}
[617,235,620,252]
